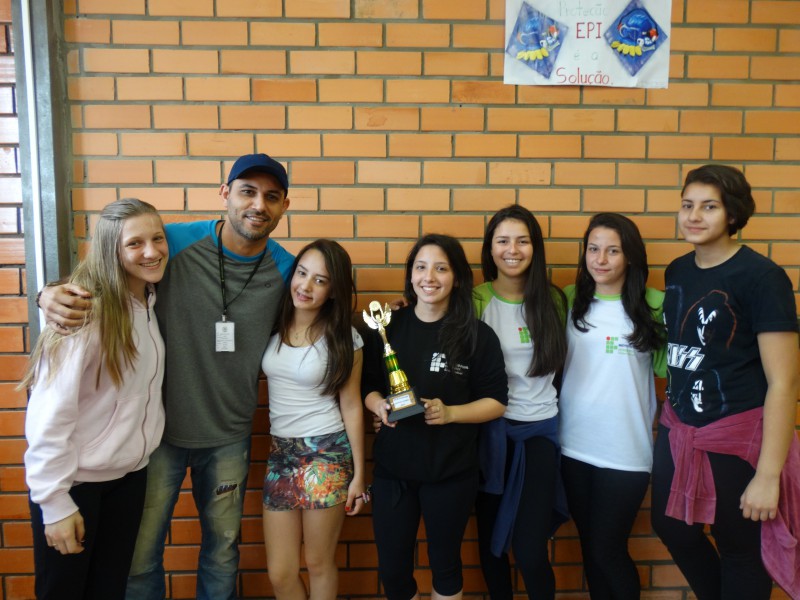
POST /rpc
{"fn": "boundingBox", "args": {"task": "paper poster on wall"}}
[504,0,671,88]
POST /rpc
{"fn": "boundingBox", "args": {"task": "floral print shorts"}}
[263,430,353,511]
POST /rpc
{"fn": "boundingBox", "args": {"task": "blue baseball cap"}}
[226,153,289,192]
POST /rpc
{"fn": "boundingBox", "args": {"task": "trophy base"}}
[387,388,424,423]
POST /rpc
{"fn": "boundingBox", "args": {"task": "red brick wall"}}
[1,0,799,598]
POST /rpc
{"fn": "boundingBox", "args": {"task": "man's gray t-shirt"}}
[158,220,294,448]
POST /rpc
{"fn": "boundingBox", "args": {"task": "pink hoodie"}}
[661,400,800,599]
[24,289,165,525]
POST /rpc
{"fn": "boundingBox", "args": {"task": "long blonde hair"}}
[21,198,163,389]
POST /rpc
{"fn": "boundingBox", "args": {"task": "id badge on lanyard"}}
[216,221,265,353]
[216,318,235,352]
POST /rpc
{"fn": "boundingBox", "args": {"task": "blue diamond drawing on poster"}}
[605,0,668,76]
[506,2,568,79]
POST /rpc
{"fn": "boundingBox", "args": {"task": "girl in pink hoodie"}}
[22,198,168,600]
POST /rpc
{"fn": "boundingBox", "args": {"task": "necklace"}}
[289,325,314,346]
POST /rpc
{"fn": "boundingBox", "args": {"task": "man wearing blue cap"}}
[38,154,295,600]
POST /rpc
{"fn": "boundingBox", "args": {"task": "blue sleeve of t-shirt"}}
[166,221,295,283]
[165,221,216,260]
[267,239,295,283]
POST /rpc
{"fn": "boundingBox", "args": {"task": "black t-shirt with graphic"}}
[362,306,508,482]
[664,246,797,427]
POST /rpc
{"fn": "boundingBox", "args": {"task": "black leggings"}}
[561,456,649,600]
[30,468,147,600]
[371,472,478,600]
[651,424,772,600]
[476,436,557,600]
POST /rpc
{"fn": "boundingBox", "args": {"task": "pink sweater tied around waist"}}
[660,401,800,599]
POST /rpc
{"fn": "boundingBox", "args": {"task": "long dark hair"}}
[404,234,477,373]
[481,205,566,376]
[277,239,356,396]
[571,213,665,353]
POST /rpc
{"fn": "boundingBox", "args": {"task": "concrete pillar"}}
[11,0,70,342]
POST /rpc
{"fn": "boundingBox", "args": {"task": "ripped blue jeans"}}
[126,438,250,600]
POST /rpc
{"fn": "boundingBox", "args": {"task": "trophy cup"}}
[362,301,424,422]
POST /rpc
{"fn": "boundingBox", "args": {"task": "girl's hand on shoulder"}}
[740,473,780,521]
[423,398,452,426]
[344,477,369,516]
[45,510,85,554]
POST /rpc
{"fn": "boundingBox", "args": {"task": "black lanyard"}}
[216,221,266,321]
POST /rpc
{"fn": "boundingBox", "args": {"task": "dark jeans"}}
[476,436,557,600]
[651,424,772,600]
[561,456,649,600]
[30,468,147,600]
[371,472,478,600]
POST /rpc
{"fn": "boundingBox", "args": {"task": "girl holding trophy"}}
[362,234,508,600]
[261,239,366,600]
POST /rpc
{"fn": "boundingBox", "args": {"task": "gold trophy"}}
[362,301,424,422]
